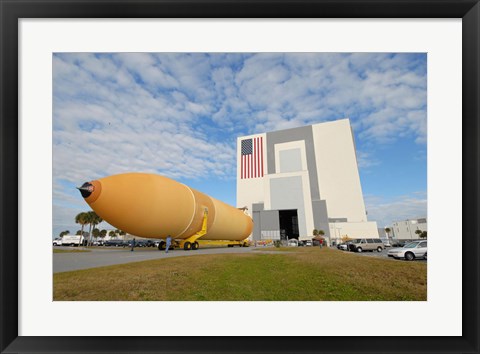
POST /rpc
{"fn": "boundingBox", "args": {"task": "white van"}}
[348,238,384,252]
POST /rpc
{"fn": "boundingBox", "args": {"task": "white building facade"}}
[391,218,428,240]
[237,119,378,244]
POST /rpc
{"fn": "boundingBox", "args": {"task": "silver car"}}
[387,240,427,261]
[338,243,348,251]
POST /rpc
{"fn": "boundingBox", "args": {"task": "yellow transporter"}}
[78,173,253,250]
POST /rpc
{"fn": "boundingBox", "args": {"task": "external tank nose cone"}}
[77,182,94,198]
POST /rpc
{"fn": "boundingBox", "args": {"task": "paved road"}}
[53,246,272,273]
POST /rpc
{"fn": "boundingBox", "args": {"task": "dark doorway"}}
[279,209,299,240]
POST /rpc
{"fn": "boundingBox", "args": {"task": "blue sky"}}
[52,53,427,237]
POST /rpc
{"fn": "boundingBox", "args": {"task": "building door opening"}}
[279,209,299,240]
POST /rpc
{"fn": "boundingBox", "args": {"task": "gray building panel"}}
[328,218,348,222]
[252,203,264,212]
[279,148,302,173]
[260,210,280,231]
[312,200,329,224]
[312,199,330,238]
[253,210,280,241]
[270,176,307,237]
[266,126,321,201]
[252,211,261,240]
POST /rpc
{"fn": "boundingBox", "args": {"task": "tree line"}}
[57,211,126,246]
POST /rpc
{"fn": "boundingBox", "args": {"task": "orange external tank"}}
[78,173,253,241]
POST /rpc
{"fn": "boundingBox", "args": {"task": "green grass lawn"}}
[53,247,427,301]
[53,249,91,253]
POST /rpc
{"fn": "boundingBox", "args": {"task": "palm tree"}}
[312,229,319,236]
[92,228,100,241]
[385,227,391,239]
[317,230,326,246]
[415,229,422,239]
[86,211,103,246]
[119,230,127,242]
[84,212,92,246]
[75,212,89,245]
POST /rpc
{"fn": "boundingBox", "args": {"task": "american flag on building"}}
[241,137,264,179]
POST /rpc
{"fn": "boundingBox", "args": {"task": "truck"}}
[58,235,84,247]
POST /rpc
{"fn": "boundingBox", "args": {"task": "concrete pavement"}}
[53,246,268,273]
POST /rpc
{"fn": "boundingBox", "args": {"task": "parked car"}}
[348,238,384,252]
[337,243,348,250]
[304,240,313,247]
[392,241,406,248]
[287,239,299,247]
[104,240,125,247]
[145,240,156,247]
[387,240,427,261]
[383,241,391,247]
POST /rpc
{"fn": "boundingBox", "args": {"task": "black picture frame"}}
[1,1,478,353]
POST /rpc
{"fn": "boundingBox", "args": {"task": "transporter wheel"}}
[405,252,415,261]
[158,241,166,250]
[183,242,192,251]
[191,242,199,250]
[377,247,383,252]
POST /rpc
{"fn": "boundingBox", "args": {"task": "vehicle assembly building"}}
[237,119,379,244]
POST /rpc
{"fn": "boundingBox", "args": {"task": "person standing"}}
[131,238,135,251]
[165,235,172,254]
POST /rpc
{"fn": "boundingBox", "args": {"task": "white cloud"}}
[356,150,381,170]
[364,192,427,227]
[52,53,427,236]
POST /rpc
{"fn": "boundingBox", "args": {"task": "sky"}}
[52,53,427,237]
